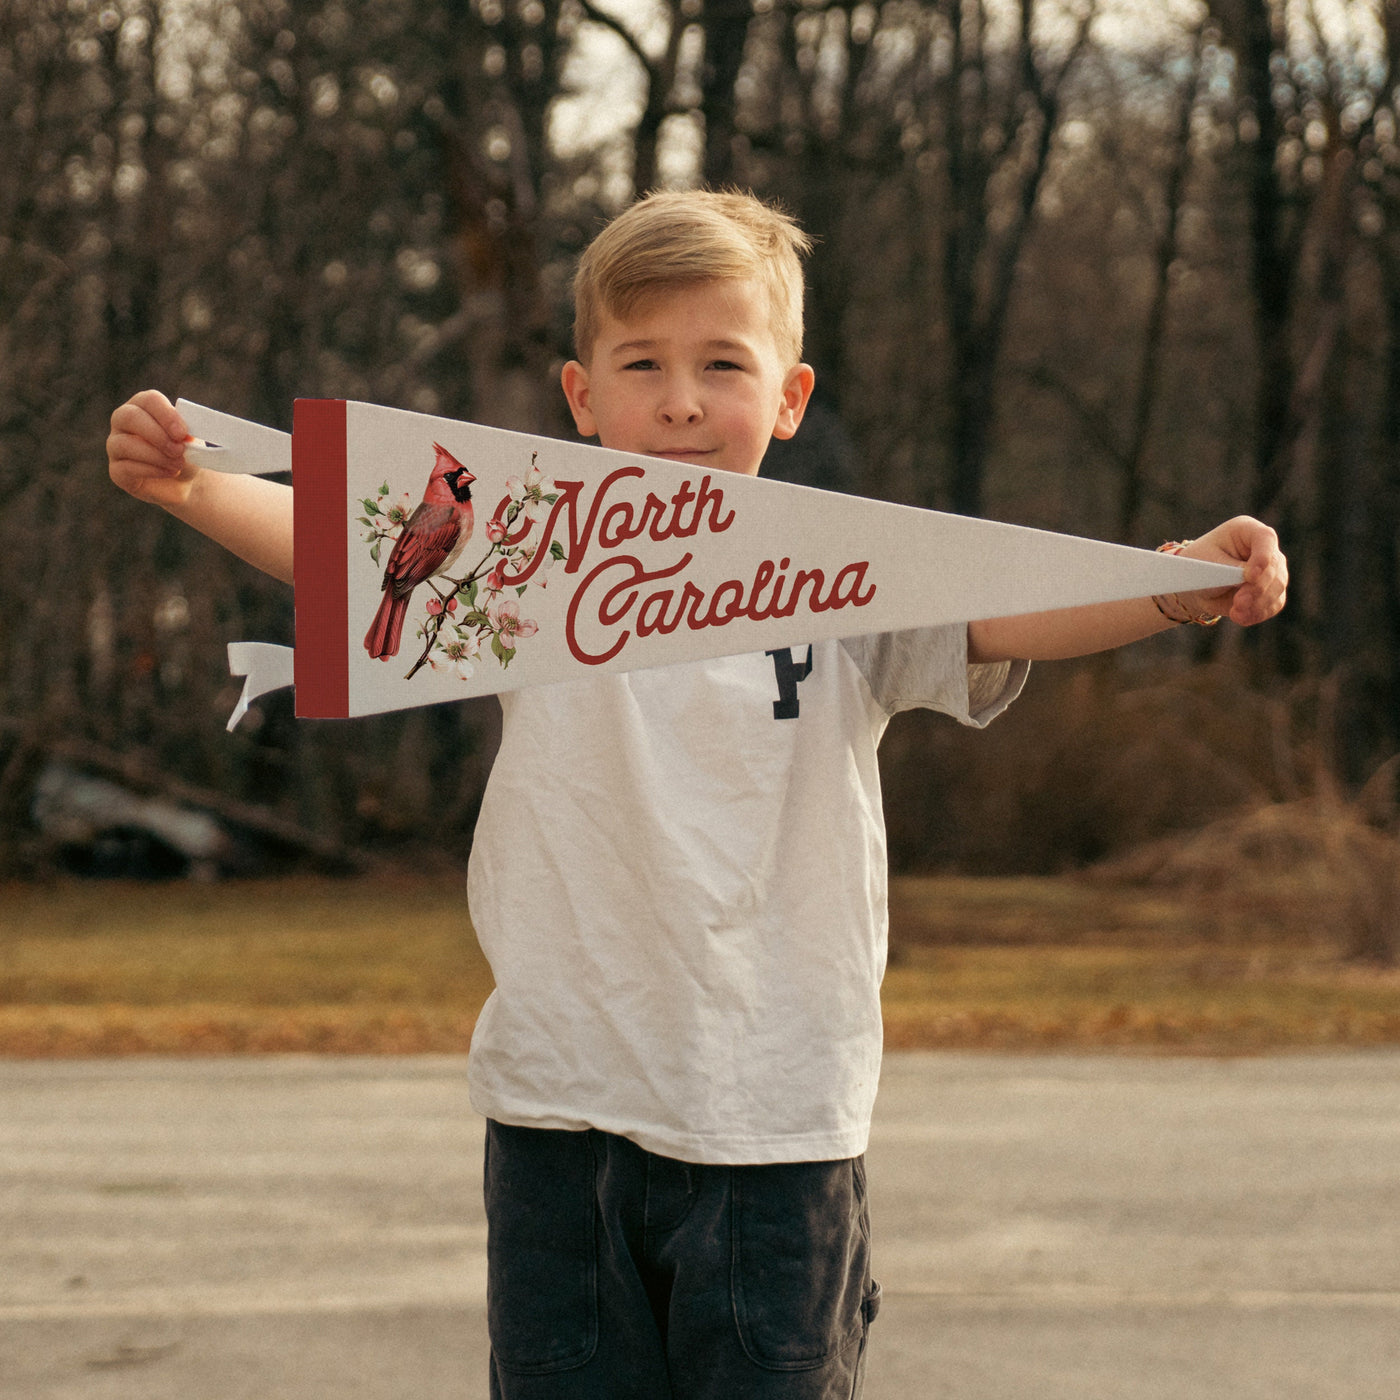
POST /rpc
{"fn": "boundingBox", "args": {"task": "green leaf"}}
[379,482,390,497]
[542,492,559,504]
[491,633,509,664]
[462,610,490,627]
[370,539,381,565]
[550,540,566,561]
[515,584,527,597]
[361,498,381,515]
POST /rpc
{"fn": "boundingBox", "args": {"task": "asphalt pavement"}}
[1,1051,1397,1399]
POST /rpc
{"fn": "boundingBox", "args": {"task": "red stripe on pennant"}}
[293,399,349,718]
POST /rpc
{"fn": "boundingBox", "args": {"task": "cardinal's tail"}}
[364,592,408,659]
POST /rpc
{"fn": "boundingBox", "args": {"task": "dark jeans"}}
[485,1120,881,1399]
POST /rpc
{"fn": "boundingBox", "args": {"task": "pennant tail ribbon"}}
[178,401,300,724]
[180,400,291,475]
[226,642,295,733]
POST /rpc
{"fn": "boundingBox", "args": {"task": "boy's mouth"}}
[649,447,713,461]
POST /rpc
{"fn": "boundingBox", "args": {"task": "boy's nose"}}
[657,378,703,425]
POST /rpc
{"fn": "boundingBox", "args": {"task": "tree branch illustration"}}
[402,498,529,680]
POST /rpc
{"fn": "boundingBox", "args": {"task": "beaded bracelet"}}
[1152,540,1221,626]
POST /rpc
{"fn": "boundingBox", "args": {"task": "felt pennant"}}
[176,399,1242,729]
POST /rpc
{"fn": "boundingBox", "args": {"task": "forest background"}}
[2,0,1398,936]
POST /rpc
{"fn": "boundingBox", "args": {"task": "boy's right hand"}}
[106,389,296,581]
[108,390,199,509]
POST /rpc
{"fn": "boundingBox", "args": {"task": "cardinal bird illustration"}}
[364,443,476,660]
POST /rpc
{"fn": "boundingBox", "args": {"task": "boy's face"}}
[561,279,814,477]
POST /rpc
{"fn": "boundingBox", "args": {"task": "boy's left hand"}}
[1175,516,1288,627]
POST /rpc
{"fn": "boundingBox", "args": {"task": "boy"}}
[108,190,1287,1398]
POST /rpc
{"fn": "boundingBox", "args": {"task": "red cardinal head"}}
[425,442,476,505]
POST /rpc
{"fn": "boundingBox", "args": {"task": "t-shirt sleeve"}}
[838,624,1029,727]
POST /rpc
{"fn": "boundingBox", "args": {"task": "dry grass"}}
[882,944,1400,1052]
[0,1004,478,1057]
[888,876,1253,947]
[881,798,1400,1051]
[2,830,1398,1055]
[0,876,492,1056]
[883,844,1400,1052]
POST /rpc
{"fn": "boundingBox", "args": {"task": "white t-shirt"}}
[466,627,1027,1164]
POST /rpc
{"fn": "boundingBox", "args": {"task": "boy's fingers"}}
[128,388,187,438]
[1243,536,1287,595]
[1197,515,1279,567]
[1185,517,1288,625]
[112,393,188,454]
[108,430,187,475]
[1229,568,1287,626]
[1177,518,1287,627]
[108,423,175,463]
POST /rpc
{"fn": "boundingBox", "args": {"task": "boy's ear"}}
[771,363,816,442]
[561,360,598,438]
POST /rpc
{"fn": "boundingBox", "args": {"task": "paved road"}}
[1,1052,1397,1399]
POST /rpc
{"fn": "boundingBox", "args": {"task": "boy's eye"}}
[709,359,744,372]
[622,358,658,371]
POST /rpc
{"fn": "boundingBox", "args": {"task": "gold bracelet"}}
[1153,540,1221,626]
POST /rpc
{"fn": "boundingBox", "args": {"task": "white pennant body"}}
[177,400,1241,725]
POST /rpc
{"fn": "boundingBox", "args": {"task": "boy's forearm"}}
[968,597,1174,663]
[968,517,1288,662]
[167,471,295,584]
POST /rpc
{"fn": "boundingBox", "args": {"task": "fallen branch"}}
[0,718,364,871]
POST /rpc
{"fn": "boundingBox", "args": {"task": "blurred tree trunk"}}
[438,0,572,433]
[1210,0,1350,678]
[1018,27,1205,544]
[942,0,1093,516]
[1381,248,1400,756]
[758,2,891,428]
[1115,27,1203,544]
[699,0,753,183]
[1374,3,1400,777]
[1215,0,1296,518]
[1211,0,1400,775]
[1316,320,1371,782]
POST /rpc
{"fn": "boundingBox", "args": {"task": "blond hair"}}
[572,189,811,366]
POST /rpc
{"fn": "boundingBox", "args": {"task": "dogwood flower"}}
[430,632,481,680]
[380,492,414,534]
[514,541,555,588]
[523,479,557,524]
[504,463,556,523]
[488,598,539,650]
